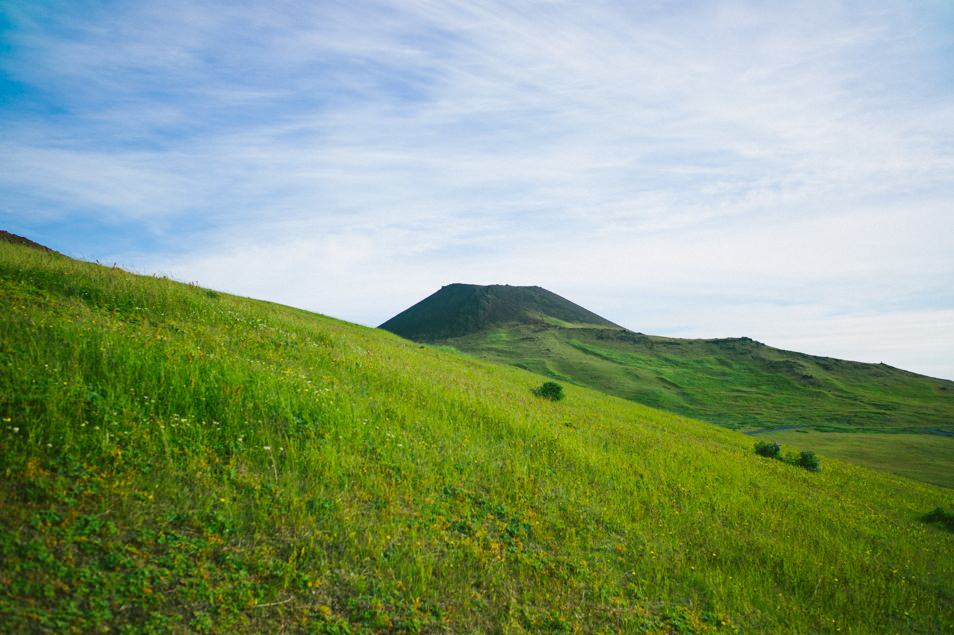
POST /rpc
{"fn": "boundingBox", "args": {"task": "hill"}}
[0,230,59,254]
[379,283,620,341]
[383,286,954,488]
[1,242,953,633]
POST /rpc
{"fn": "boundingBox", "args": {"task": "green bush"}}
[781,450,822,473]
[533,381,564,401]
[756,443,821,472]
[921,507,954,532]
[754,441,781,459]
[792,450,821,472]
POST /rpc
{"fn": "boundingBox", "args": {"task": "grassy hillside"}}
[436,323,954,485]
[0,231,61,255]
[1,242,953,633]
[759,430,954,489]
[440,324,954,432]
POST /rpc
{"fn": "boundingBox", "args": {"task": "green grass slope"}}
[1,242,953,633]
[0,230,61,255]
[757,430,954,490]
[436,323,954,487]
[440,325,954,433]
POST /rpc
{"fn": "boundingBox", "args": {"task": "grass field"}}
[1,242,953,633]
[755,430,954,489]
[438,324,954,486]
[442,326,954,433]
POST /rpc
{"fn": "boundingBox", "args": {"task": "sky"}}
[2,1,953,379]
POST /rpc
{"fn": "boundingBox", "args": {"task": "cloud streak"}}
[2,0,953,378]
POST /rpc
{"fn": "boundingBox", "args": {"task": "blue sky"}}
[2,0,954,379]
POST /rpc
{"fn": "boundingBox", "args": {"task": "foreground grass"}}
[1,242,952,633]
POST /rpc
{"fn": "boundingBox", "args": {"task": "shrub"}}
[921,507,954,532]
[755,442,821,472]
[794,450,821,472]
[754,441,781,459]
[533,381,564,401]
[780,450,821,472]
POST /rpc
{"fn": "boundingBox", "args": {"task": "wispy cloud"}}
[2,0,953,378]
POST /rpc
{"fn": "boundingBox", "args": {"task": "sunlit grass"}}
[763,430,954,489]
[1,241,952,633]
[441,324,954,486]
